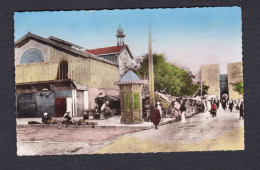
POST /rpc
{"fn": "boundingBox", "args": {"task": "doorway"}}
[55,98,67,117]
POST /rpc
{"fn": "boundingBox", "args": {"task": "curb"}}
[17,113,202,130]
[17,119,177,130]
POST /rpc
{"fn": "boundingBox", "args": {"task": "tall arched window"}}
[57,61,68,80]
[20,48,44,64]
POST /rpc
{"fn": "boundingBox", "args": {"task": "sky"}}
[14,7,242,74]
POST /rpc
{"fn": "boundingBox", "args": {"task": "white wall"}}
[84,91,89,110]
[118,48,132,77]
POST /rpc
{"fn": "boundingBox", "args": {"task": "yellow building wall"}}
[227,62,243,99]
[88,58,118,89]
[201,64,220,99]
[15,62,59,83]
[15,46,119,89]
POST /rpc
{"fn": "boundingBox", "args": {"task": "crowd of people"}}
[41,92,244,129]
[151,96,244,129]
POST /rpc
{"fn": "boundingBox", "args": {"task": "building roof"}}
[47,36,84,49]
[86,45,133,59]
[120,71,140,82]
[86,46,124,55]
[15,32,119,67]
[115,71,146,85]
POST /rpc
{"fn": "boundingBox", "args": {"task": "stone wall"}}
[201,64,220,99]
[227,62,243,99]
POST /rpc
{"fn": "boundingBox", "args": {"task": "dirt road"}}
[17,126,139,155]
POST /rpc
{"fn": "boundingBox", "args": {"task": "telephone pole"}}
[148,24,155,115]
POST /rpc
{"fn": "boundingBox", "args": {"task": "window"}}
[57,61,68,80]
[125,93,131,111]
[20,48,44,64]
[134,93,140,109]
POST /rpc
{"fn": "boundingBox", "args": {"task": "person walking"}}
[173,101,180,121]
[180,100,187,123]
[157,101,163,118]
[239,101,244,119]
[229,100,234,112]
[152,104,161,129]
[216,100,220,109]
[210,101,218,117]
[222,99,227,110]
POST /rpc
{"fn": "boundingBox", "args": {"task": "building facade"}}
[201,64,220,99]
[15,33,120,117]
[227,62,243,99]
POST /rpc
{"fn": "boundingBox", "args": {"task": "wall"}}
[201,64,220,99]
[88,58,119,89]
[17,93,37,118]
[35,91,55,117]
[15,62,59,83]
[227,62,243,99]
[118,48,132,77]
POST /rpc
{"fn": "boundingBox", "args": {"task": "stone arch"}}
[20,48,44,64]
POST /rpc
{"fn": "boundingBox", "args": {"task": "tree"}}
[194,83,209,96]
[135,54,198,96]
[235,81,243,94]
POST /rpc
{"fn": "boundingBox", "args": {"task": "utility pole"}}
[148,23,155,116]
[200,68,203,97]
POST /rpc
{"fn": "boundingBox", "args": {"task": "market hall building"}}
[15,30,133,118]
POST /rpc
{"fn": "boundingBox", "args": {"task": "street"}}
[95,107,244,153]
[17,107,244,155]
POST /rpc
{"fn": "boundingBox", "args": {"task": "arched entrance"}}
[57,60,68,80]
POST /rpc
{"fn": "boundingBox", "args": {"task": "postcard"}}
[15,7,244,155]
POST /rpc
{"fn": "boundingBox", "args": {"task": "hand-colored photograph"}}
[15,7,244,155]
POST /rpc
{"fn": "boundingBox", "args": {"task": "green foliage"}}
[202,85,209,95]
[235,81,243,94]
[195,84,209,96]
[135,54,199,96]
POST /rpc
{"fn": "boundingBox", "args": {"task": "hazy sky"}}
[14,7,242,74]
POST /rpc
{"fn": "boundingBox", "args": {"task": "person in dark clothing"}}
[239,101,244,119]
[93,106,100,119]
[83,112,89,120]
[96,93,106,113]
[216,100,220,109]
[42,112,52,124]
[229,100,234,112]
[222,99,227,110]
[152,104,161,129]
[180,100,187,115]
